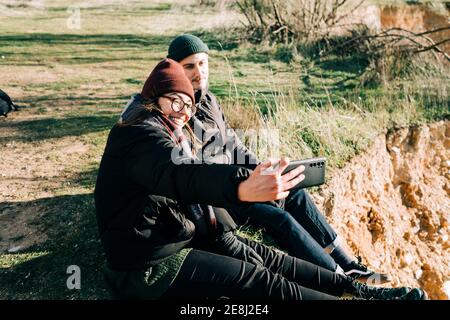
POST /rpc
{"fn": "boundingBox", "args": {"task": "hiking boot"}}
[345,281,427,300]
[401,288,428,300]
[344,256,392,284]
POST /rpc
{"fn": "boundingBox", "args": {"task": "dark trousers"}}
[161,236,349,300]
[229,189,338,271]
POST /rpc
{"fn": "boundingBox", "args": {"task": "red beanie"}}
[141,58,194,104]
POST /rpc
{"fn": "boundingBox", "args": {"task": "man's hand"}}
[237,157,305,202]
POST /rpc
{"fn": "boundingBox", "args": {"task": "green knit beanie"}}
[167,34,209,62]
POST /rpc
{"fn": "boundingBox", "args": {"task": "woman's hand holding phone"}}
[237,157,305,202]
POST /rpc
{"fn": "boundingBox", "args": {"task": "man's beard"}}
[194,84,209,103]
[192,77,208,92]
[194,82,208,95]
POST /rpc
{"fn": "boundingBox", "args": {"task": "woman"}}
[94,58,426,300]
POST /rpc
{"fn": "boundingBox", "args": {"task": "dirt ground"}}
[313,121,450,299]
[0,133,91,252]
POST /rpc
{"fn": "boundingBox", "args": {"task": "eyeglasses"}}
[161,95,196,114]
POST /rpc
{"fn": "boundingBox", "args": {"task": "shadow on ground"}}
[0,193,110,300]
[0,113,119,143]
[0,33,175,65]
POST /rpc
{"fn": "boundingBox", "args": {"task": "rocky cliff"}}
[314,121,449,299]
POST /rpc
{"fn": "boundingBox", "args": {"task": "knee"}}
[289,188,308,200]
[285,188,314,209]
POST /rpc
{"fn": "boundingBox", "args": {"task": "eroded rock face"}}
[315,121,449,300]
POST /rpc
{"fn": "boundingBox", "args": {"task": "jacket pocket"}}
[139,195,195,243]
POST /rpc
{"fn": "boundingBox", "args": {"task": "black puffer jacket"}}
[94,112,251,271]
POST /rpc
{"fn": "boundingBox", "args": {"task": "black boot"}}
[344,256,392,284]
[344,280,428,300]
[330,247,391,284]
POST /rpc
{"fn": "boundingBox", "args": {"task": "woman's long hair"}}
[118,98,200,154]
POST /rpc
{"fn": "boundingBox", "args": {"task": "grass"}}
[220,43,448,169]
[0,194,109,299]
[0,0,449,300]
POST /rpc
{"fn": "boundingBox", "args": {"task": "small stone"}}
[400,253,414,268]
[414,269,423,279]
[422,263,431,271]
[419,231,428,239]
[7,245,23,253]
[390,146,401,154]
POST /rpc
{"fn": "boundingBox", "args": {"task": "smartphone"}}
[282,157,326,190]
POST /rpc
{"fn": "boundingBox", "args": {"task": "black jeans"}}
[161,236,349,300]
[229,189,338,271]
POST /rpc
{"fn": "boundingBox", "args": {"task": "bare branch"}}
[414,39,450,62]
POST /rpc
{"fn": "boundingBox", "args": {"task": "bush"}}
[235,0,365,45]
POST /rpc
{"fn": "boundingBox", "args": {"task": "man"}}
[121,34,389,283]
